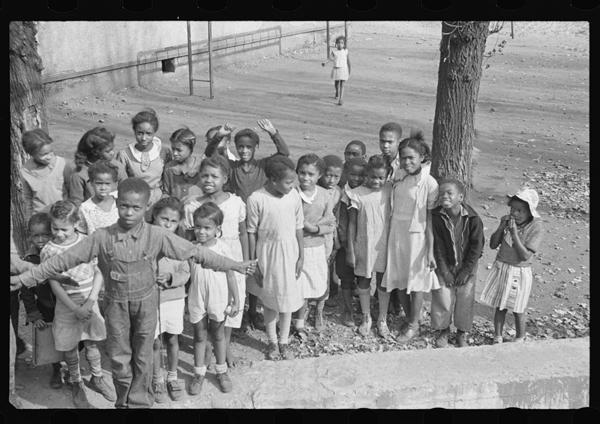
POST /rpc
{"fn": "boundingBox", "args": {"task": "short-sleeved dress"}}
[183,193,247,328]
[78,195,119,235]
[331,48,349,81]
[116,137,172,207]
[347,183,392,278]
[383,163,440,293]
[41,234,106,351]
[188,239,233,324]
[246,187,304,313]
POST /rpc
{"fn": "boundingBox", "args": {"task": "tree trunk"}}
[431,21,489,200]
[9,21,47,254]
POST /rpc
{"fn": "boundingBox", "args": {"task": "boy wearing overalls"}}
[11,178,256,408]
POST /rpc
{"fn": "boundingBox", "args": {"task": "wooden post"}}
[344,21,348,47]
[326,21,330,59]
[186,21,193,96]
[208,21,214,99]
[510,21,514,39]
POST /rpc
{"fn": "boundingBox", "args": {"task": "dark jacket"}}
[431,203,485,284]
[19,253,56,323]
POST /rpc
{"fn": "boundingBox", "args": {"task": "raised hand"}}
[257,119,277,136]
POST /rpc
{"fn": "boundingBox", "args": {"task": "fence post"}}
[187,21,193,96]
[326,21,330,59]
[345,21,348,47]
[208,21,214,99]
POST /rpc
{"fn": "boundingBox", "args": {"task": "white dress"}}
[78,195,119,235]
[331,48,349,81]
[246,187,304,313]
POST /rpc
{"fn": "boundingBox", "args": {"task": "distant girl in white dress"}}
[346,155,392,338]
[382,131,440,342]
[246,155,304,361]
[322,35,351,106]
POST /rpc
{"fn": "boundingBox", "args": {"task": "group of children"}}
[10,108,544,409]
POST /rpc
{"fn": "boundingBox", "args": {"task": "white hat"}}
[508,188,540,218]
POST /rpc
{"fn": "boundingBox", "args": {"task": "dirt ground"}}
[13,21,589,408]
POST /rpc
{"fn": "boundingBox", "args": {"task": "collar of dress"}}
[128,137,162,162]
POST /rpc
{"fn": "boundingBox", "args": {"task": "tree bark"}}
[9,21,47,254]
[431,21,489,200]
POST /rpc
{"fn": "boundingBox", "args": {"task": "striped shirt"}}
[40,233,95,297]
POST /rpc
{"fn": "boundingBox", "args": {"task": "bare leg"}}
[338,81,344,105]
[334,80,339,98]
[224,326,239,367]
[409,291,424,329]
[164,333,179,375]
[210,320,226,366]
[514,312,526,339]
[193,318,209,368]
[494,308,507,338]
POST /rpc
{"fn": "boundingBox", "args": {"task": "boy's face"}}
[438,183,464,210]
[379,130,400,159]
[29,223,51,250]
[117,191,149,229]
[344,144,364,162]
[235,136,257,163]
[347,164,366,189]
[320,166,343,189]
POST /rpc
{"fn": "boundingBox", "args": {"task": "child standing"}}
[187,203,240,395]
[346,155,393,337]
[19,213,63,388]
[183,155,248,367]
[205,119,291,331]
[294,154,336,334]
[246,156,304,360]
[323,35,351,106]
[117,108,172,209]
[42,201,115,407]
[11,177,257,409]
[336,157,367,326]
[383,132,440,342]
[338,140,367,187]
[150,197,190,403]
[431,179,485,348]
[20,129,70,220]
[480,188,544,343]
[161,128,203,201]
[77,160,119,235]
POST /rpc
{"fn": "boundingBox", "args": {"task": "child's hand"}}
[427,251,437,271]
[10,276,22,291]
[238,260,258,276]
[217,123,234,138]
[32,319,48,329]
[257,119,277,136]
[156,272,172,289]
[507,217,518,235]
[499,215,511,229]
[304,222,319,234]
[74,305,92,321]
[295,257,304,279]
[226,300,240,318]
[183,201,200,229]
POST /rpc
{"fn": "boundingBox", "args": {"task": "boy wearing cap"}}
[430,179,485,348]
[480,188,544,343]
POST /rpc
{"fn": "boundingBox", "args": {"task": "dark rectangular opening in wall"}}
[162,58,176,73]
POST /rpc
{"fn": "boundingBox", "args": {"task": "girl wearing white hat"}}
[480,188,544,343]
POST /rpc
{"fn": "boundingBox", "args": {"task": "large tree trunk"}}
[431,21,489,200]
[9,21,47,254]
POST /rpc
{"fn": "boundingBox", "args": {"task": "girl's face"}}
[320,166,343,190]
[32,144,55,167]
[347,164,366,189]
[235,136,257,163]
[379,130,400,159]
[438,183,464,210]
[509,199,532,225]
[29,223,51,251]
[271,168,296,196]
[50,218,77,245]
[92,172,116,200]
[193,217,219,244]
[344,144,364,162]
[100,143,116,161]
[297,163,321,191]
[133,122,156,150]
[200,165,227,195]
[171,141,193,164]
[400,146,423,174]
[154,207,181,233]
[365,167,387,190]
[336,39,345,49]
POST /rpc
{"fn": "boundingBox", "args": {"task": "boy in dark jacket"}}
[431,179,485,348]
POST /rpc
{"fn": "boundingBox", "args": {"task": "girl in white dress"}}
[346,155,393,338]
[246,156,304,360]
[77,160,119,235]
[322,35,351,106]
[382,131,439,342]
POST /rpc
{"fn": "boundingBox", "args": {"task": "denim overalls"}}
[103,232,158,409]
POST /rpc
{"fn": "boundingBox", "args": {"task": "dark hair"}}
[131,108,159,132]
[49,200,79,224]
[22,129,53,156]
[345,156,368,170]
[366,154,391,174]
[200,154,231,177]
[398,129,431,163]
[234,128,260,146]
[28,212,51,232]
[170,127,196,151]
[439,178,466,195]
[265,155,296,181]
[88,160,118,182]
[323,155,344,170]
[345,140,366,155]
[296,153,326,175]
[152,196,183,221]
[193,201,224,227]
[379,122,403,139]
[118,177,151,201]
[77,127,115,163]
[335,35,346,44]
